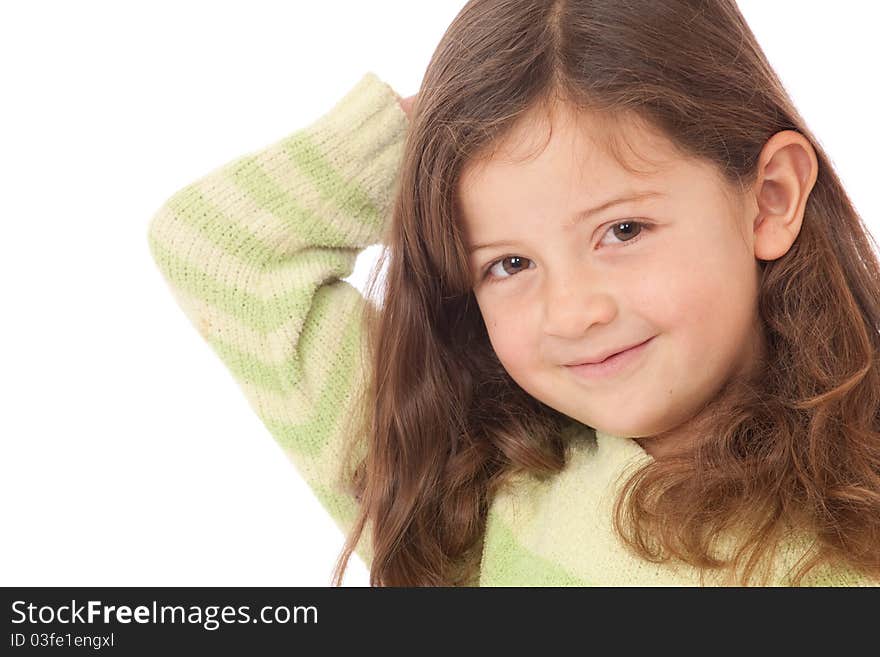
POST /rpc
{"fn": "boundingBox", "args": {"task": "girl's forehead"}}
[456,106,737,240]
[462,103,680,190]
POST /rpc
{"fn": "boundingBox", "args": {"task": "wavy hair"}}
[330,0,880,586]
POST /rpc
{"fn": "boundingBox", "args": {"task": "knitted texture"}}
[147,72,876,587]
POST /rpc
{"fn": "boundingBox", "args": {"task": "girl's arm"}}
[146,72,408,570]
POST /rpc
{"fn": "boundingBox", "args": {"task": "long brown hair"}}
[330,0,880,586]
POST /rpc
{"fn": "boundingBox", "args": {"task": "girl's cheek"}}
[491,316,539,373]
[483,309,516,354]
[481,291,544,372]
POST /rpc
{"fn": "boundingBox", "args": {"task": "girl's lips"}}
[565,336,655,381]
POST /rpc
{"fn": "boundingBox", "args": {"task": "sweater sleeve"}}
[146,72,408,572]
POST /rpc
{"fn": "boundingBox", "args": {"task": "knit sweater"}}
[147,71,875,586]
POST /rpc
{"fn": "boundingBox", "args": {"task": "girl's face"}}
[459,104,766,457]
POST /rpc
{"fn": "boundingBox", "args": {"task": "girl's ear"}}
[750,130,819,262]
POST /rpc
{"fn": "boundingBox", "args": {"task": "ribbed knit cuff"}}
[301,72,410,221]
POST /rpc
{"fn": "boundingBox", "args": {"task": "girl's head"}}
[460,100,815,458]
[333,0,880,587]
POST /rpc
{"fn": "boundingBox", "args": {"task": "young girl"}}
[147,0,880,586]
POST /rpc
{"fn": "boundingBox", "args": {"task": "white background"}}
[1,1,877,587]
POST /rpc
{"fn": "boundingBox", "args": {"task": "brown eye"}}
[598,220,650,249]
[611,221,641,241]
[485,255,535,282]
[500,256,531,275]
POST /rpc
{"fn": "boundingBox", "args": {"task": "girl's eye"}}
[481,220,650,284]
[597,219,647,248]
[484,255,536,283]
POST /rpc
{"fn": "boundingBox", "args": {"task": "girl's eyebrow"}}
[569,189,665,226]
[468,189,664,254]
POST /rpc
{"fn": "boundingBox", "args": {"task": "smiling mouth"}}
[566,337,654,367]
[564,336,656,380]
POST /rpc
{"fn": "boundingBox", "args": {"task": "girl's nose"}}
[542,270,616,339]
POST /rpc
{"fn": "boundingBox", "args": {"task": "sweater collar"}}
[593,427,654,463]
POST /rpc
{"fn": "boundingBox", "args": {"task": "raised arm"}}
[146,72,409,569]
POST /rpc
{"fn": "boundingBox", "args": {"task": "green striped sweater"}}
[147,71,875,586]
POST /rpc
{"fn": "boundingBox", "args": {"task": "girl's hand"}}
[398,94,417,121]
